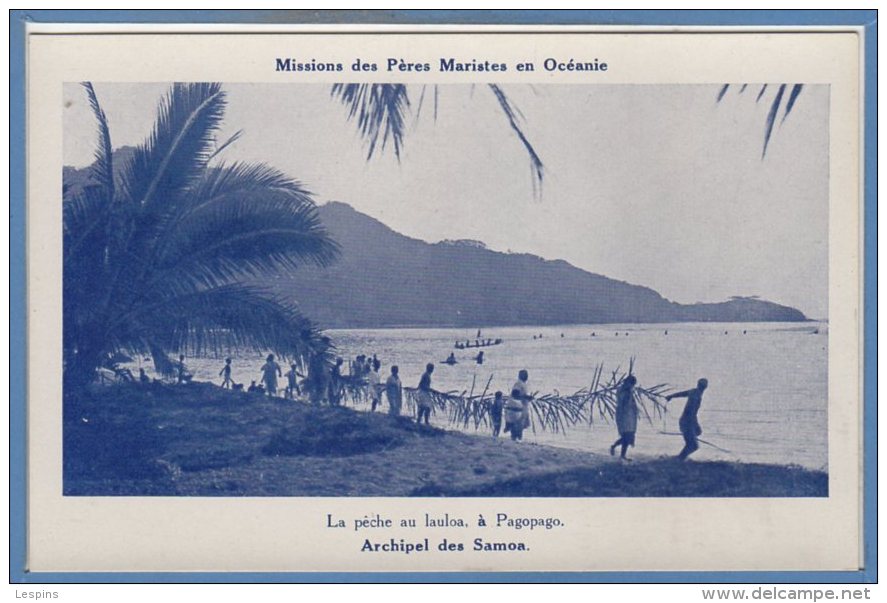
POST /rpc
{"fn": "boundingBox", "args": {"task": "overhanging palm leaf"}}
[331,83,544,191]
[718,83,805,157]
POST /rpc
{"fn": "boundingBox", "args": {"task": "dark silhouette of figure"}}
[139,368,150,384]
[285,363,301,399]
[609,375,638,460]
[444,352,457,365]
[386,365,403,416]
[416,363,435,425]
[475,350,484,365]
[260,354,282,396]
[219,357,233,388]
[307,350,328,405]
[247,380,259,393]
[666,378,709,460]
[329,357,344,405]
[176,354,189,384]
[491,391,504,437]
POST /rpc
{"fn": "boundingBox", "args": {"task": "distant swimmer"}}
[475,350,484,365]
[609,375,638,461]
[443,352,457,365]
[664,330,668,335]
[666,378,709,461]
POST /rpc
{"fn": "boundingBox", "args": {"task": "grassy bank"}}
[63,382,827,497]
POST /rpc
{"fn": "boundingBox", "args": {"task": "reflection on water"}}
[140,322,828,471]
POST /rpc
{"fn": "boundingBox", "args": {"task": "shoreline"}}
[64,381,827,497]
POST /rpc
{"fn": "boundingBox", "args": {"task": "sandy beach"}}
[63,381,827,497]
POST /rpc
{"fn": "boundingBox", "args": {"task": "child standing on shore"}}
[285,363,301,399]
[491,391,504,437]
[219,358,233,389]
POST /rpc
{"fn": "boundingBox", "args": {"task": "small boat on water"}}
[454,338,503,350]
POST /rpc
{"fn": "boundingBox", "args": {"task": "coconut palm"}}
[63,82,339,389]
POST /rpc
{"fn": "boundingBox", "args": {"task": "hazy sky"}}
[63,83,829,319]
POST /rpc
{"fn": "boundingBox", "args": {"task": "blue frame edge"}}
[8,9,877,585]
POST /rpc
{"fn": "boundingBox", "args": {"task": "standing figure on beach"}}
[329,357,345,405]
[609,375,638,461]
[176,354,188,384]
[219,357,233,389]
[507,370,533,440]
[416,363,435,425]
[367,359,382,411]
[285,363,301,400]
[490,391,504,438]
[386,365,403,416]
[307,350,329,405]
[475,350,485,365]
[260,354,282,397]
[666,378,709,460]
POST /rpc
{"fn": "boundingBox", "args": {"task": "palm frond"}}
[756,84,768,102]
[151,183,339,285]
[487,84,544,192]
[124,284,325,362]
[762,84,787,158]
[119,82,227,208]
[81,83,114,198]
[782,84,804,122]
[208,129,243,161]
[331,83,410,160]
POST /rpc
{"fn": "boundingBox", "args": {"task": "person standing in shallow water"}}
[416,363,435,425]
[610,375,638,461]
[386,365,403,416]
[260,354,282,397]
[666,378,709,460]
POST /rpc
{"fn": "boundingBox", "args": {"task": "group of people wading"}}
[610,375,709,461]
[212,351,710,461]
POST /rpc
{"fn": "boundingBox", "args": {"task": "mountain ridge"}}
[62,156,808,328]
[272,201,807,328]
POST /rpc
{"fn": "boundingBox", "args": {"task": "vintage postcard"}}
[13,10,875,580]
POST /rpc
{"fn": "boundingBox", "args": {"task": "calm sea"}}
[158,322,828,470]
